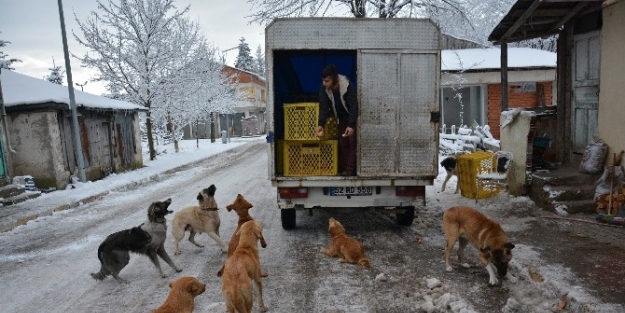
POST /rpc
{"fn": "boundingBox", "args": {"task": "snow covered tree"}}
[234,37,254,72]
[246,0,468,23]
[73,0,208,160]
[45,58,65,85]
[0,34,21,71]
[254,44,265,77]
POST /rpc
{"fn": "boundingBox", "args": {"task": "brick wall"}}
[487,81,553,138]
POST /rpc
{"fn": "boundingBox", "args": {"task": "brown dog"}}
[217,194,267,277]
[152,276,206,313]
[442,206,517,286]
[221,220,268,313]
[321,217,371,267]
[171,184,228,255]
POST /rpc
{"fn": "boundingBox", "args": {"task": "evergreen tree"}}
[254,44,265,77]
[45,57,65,85]
[234,37,254,72]
[0,33,21,70]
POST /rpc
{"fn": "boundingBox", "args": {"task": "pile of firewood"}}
[596,187,624,216]
[595,150,625,216]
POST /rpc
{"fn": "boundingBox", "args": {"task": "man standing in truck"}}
[316,64,359,176]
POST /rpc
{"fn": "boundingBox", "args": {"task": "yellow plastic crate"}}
[283,103,337,140]
[283,140,338,176]
[456,151,500,199]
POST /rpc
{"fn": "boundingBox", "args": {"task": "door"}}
[572,31,601,153]
[358,50,439,176]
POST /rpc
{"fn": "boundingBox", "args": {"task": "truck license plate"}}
[330,186,373,196]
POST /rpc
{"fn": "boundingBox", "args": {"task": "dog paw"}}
[260,305,269,312]
[461,263,470,268]
[445,265,453,272]
[161,273,168,278]
[174,251,181,256]
[220,248,227,253]
[175,268,183,273]
[261,271,269,278]
[507,274,518,283]
[488,277,500,286]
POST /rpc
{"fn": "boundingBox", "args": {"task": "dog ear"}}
[226,204,234,212]
[197,193,203,201]
[504,242,515,251]
[169,281,173,289]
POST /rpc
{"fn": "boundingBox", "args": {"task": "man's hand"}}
[342,126,354,137]
[317,125,325,138]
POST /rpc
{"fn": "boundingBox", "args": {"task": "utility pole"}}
[75,81,87,92]
[58,0,86,182]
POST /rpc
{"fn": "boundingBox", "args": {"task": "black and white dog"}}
[440,156,460,194]
[91,198,182,283]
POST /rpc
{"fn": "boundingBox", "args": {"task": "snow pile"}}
[413,276,477,313]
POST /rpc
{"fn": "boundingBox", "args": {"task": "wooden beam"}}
[549,2,588,32]
[604,0,625,8]
[501,0,544,41]
[501,42,509,112]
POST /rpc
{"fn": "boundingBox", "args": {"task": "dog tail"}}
[358,258,371,268]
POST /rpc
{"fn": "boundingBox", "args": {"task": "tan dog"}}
[321,217,371,267]
[171,184,228,255]
[442,206,517,286]
[217,194,267,277]
[221,220,268,313]
[152,276,206,313]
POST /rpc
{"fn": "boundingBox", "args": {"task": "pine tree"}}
[234,37,254,72]
[254,44,265,77]
[0,33,21,70]
[45,58,65,85]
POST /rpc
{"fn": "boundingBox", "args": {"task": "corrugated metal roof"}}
[489,0,603,43]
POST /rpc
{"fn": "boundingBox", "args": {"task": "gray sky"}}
[0,0,265,95]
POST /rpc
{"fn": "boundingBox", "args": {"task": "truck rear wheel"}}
[396,206,415,226]
[281,209,296,229]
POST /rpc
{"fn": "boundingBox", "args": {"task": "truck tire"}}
[281,209,296,229]
[396,206,415,226]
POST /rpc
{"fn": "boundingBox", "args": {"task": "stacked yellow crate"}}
[456,151,500,199]
[281,103,338,176]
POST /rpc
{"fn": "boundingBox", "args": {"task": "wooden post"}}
[501,42,509,112]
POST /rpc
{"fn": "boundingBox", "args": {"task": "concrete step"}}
[1,191,42,206]
[0,184,26,199]
[553,199,598,215]
[544,185,596,202]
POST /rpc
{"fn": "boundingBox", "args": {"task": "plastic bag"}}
[579,137,607,174]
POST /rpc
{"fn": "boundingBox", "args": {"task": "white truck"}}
[265,18,441,229]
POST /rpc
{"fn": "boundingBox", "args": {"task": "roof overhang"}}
[488,0,606,44]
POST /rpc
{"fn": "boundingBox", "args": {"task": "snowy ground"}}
[0,138,623,312]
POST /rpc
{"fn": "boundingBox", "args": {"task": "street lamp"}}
[75,81,88,91]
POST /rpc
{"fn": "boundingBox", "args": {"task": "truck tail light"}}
[279,187,308,199]
[396,186,425,197]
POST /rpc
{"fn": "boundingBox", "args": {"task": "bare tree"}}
[73,0,204,160]
[246,0,469,24]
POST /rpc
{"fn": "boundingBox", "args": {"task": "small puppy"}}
[217,194,267,277]
[152,276,206,313]
[442,206,517,286]
[321,217,371,267]
[440,155,459,193]
[140,198,183,278]
[171,184,228,255]
[221,220,268,313]
[90,226,153,283]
